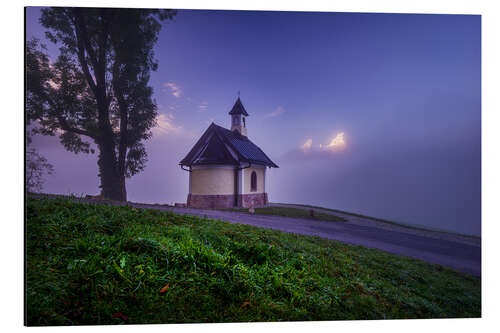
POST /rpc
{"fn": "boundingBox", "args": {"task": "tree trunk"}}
[97,140,127,201]
[119,175,127,202]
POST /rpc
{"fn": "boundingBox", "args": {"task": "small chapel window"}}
[251,171,257,192]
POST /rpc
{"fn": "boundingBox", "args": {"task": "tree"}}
[26,135,54,193]
[26,8,176,201]
[26,148,54,193]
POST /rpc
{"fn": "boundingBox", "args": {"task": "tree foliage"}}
[26,135,54,193]
[26,149,54,193]
[26,8,176,200]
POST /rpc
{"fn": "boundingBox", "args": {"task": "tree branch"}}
[70,13,98,97]
[73,9,99,72]
[57,115,95,138]
[39,86,95,139]
[72,8,113,139]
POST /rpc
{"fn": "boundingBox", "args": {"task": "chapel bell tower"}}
[229,97,249,136]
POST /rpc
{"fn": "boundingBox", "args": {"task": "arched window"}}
[250,171,257,192]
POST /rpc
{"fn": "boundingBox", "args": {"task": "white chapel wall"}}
[190,165,235,195]
[243,166,266,194]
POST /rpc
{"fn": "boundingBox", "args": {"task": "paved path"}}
[30,194,481,276]
[129,202,481,277]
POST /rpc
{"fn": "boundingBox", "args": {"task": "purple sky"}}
[26,8,481,236]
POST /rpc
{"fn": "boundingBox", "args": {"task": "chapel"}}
[179,97,278,208]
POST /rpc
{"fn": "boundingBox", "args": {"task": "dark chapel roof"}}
[179,123,278,168]
[228,97,249,116]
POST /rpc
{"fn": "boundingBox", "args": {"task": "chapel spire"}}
[229,97,249,136]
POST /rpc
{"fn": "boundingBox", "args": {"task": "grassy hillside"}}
[287,203,480,238]
[223,206,347,222]
[26,198,480,325]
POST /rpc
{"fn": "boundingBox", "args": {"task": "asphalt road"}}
[29,194,481,277]
[129,202,481,277]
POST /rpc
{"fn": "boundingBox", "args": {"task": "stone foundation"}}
[237,193,268,208]
[187,194,235,209]
[187,193,268,209]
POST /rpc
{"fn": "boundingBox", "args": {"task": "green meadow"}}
[26,197,480,325]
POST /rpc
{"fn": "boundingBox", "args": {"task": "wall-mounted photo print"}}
[25,6,481,326]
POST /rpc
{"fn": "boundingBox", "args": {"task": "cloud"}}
[275,133,481,236]
[163,82,181,98]
[301,138,312,151]
[152,113,183,136]
[284,132,347,160]
[198,101,208,111]
[302,132,346,152]
[265,106,285,118]
[324,132,346,150]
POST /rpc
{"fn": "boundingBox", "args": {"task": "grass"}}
[26,197,480,325]
[222,206,347,222]
[286,203,481,239]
